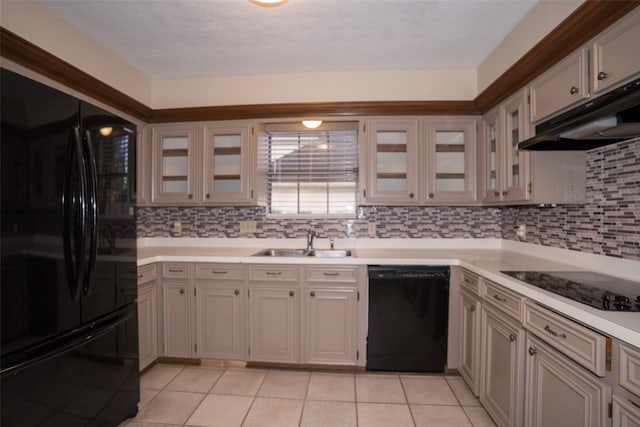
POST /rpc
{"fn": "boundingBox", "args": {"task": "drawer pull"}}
[179,288,185,294]
[569,86,579,95]
[323,272,340,276]
[544,325,567,339]
[137,274,143,279]
[266,271,282,276]
[234,289,240,296]
[168,268,184,273]
[310,291,316,297]
[509,333,517,342]
[528,347,537,356]
[212,270,228,274]
[493,294,507,303]
[289,291,295,297]
[597,71,608,81]
[629,399,640,410]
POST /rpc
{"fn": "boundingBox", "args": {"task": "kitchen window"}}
[262,122,358,216]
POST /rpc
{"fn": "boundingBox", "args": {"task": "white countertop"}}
[136,238,640,347]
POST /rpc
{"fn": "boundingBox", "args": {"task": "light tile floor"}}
[123,363,496,427]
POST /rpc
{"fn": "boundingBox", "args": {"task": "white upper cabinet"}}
[423,118,477,204]
[482,108,502,203]
[529,49,589,123]
[591,8,640,95]
[202,123,254,205]
[151,124,199,205]
[501,91,530,202]
[362,119,420,205]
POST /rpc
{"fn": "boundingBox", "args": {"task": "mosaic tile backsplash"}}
[137,139,639,261]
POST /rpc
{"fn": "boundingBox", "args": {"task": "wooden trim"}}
[2,1,639,120]
[475,0,640,112]
[149,101,480,122]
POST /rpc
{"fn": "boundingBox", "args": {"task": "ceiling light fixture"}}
[99,127,113,136]
[302,120,323,129]
[249,0,288,7]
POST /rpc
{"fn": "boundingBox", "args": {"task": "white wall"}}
[477,0,584,93]
[0,0,151,106]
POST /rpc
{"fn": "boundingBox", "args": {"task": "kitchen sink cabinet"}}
[303,266,364,366]
[591,8,640,95]
[195,263,245,360]
[481,297,525,427]
[159,263,194,358]
[459,269,482,396]
[138,264,158,371]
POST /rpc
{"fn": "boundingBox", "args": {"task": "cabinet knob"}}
[494,191,500,197]
[470,306,476,312]
[409,193,414,198]
[528,347,537,356]
[188,194,193,199]
[502,190,508,196]
[569,86,579,95]
[206,193,210,199]
[310,291,316,297]
[180,288,185,294]
[428,193,434,199]
[289,291,295,297]
[234,289,240,296]
[597,71,608,81]
[509,333,517,342]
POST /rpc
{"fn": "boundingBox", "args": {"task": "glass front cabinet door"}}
[202,123,253,205]
[362,119,419,205]
[501,91,530,202]
[482,108,502,203]
[423,118,477,204]
[151,124,198,205]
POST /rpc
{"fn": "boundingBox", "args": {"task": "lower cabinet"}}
[481,303,525,427]
[138,282,158,370]
[248,286,300,363]
[524,334,610,427]
[160,263,193,358]
[459,288,482,396]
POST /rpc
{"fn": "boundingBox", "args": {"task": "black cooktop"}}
[501,271,640,312]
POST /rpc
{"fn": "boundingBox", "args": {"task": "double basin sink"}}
[253,248,353,258]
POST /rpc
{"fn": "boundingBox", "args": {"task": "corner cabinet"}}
[361,119,420,205]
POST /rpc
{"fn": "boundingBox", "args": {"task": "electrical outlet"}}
[516,224,527,239]
[240,221,257,233]
[173,221,182,234]
[368,221,376,237]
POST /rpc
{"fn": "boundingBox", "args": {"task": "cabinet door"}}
[502,91,530,202]
[525,335,610,427]
[482,108,502,203]
[363,119,419,205]
[423,118,477,204]
[202,124,253,205]
[248,287,299,363]
[196,285,244,360]
[305,288,357,365]
[151,125,198,204]
[612,395,640,427]
[592,9,640,95]
[459,290,481,397]
[529,49,589,123]
[481,305,524,427]
[138,283,158,371]
[162,282,192,358]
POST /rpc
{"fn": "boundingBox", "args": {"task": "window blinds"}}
[263,127,358,215]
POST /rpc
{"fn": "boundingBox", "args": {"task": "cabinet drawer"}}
[305,266,359,283]
[483,279,523,320]
[196,263,245,281]
[460,269,481,296]
[137,264,157,285]
[523,301,608,377]
[162,263,190,279]
[620,343,640,396]
[249,265,298,282]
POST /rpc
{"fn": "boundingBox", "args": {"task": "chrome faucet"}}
[306,229,319,250]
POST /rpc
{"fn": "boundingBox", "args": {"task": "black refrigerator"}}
[1,68,140,426]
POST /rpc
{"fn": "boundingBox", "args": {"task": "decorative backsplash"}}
[137,138,639,261]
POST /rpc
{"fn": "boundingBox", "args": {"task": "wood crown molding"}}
[2,0,639,122]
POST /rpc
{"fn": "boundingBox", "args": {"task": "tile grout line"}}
[399,374,418,427]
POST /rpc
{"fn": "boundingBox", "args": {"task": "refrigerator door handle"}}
[0,303,135,378]
[62,127,88,301]
[82,130,99,296]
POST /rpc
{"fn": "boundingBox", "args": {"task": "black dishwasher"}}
[367,265,450,372]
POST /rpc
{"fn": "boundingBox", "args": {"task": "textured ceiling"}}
[39,0,538,79]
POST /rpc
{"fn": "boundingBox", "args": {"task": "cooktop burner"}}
[500,271,640,312]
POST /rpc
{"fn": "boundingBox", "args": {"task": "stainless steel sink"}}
[252,248,353,257]
[307,249,352,257]
[253,248,309,257]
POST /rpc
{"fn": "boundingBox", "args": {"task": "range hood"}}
[519,77,640,150]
